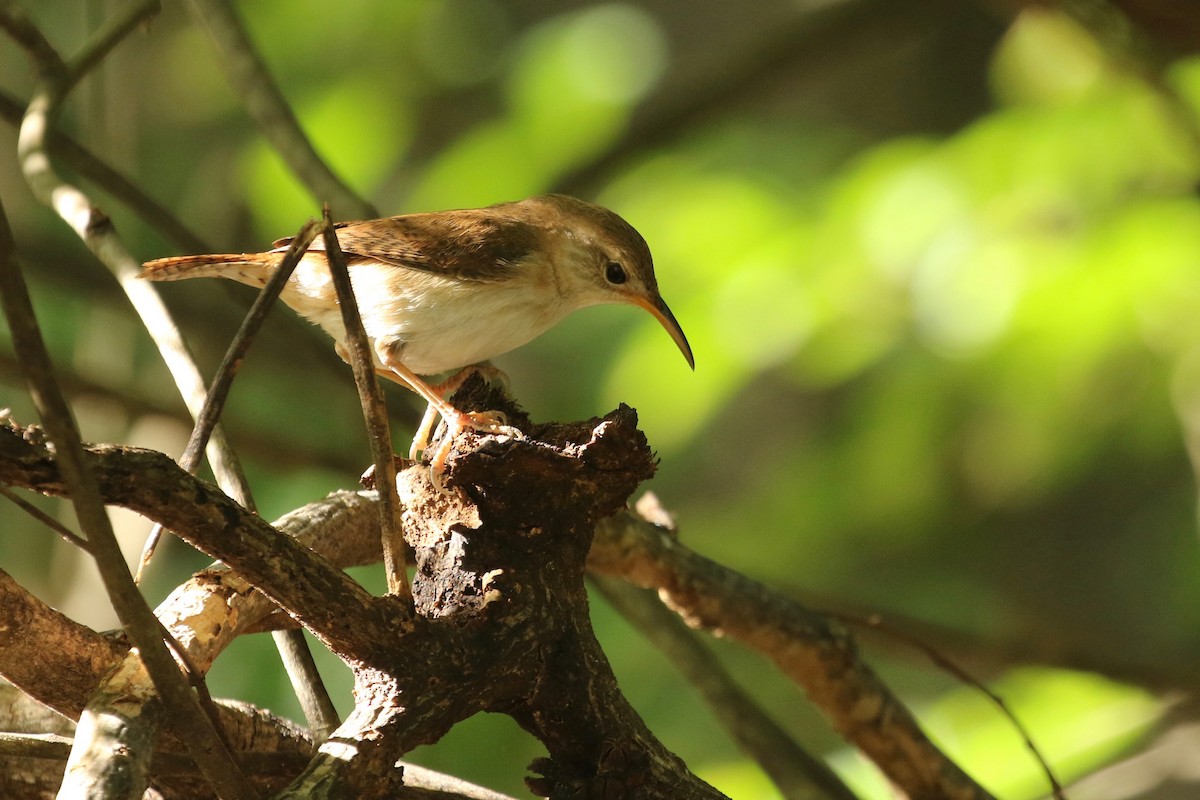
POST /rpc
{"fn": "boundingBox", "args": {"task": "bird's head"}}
[516,194,694,371]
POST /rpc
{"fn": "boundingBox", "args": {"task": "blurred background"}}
[3,0,1200,797]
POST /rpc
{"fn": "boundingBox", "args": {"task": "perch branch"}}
[0,391,728,798]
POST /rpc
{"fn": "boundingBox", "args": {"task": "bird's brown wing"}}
[272,211,539,283]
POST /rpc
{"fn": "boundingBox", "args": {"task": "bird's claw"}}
[412,409,525,493]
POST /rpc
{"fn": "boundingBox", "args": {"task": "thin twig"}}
[63,0,160,95]
[829,610,1066,800]
[272,629,341,743]
[321,206,411,600]
[0,0,66,77]
[179,221,319,474]
[0,484,89,550]
[185,0,376,220]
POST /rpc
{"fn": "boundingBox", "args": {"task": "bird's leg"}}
[335,342,432,460]
[335,343,520,487]
[409,363,513,459]
[410,403,441,462]
[374,352,522,488]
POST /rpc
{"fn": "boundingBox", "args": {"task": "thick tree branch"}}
[0,569,125,719]
[0,423,395,660]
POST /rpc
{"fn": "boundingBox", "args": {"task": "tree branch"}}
[320,208,410,600]
[592,576,858,800]
[0,383,731,798]
[0,423,394,660]
[590,503,995,800]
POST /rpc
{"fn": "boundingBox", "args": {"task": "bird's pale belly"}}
[283,262,564,376]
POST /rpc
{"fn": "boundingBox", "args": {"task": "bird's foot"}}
[417,409,524,493]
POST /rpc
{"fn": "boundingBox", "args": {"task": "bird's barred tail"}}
[138,253,280,288]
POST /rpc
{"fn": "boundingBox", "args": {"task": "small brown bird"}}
[140,194,693,479]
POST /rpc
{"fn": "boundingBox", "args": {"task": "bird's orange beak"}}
[633,294,694,370]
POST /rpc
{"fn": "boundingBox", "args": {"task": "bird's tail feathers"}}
[138,253,281,287]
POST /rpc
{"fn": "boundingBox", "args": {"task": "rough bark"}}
[0,379,728,799]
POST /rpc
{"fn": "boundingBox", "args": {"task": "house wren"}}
[140,194,693,477]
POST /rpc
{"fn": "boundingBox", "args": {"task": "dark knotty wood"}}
[0,378,728,799]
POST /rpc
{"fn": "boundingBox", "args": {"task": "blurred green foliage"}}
[3,1,1200,797]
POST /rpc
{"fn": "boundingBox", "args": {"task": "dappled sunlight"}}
[5,1,1200,796]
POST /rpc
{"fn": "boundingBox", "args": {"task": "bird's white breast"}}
[281,258,569,376]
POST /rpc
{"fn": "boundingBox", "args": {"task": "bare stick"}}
[321,207,411,599]
[63,0,160,94]
[829,610,1065,800]
[0,484,89,550]
[181,222,317,471]
[0,1,65,74]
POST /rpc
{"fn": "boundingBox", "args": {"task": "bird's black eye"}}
[605,261,627,285]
